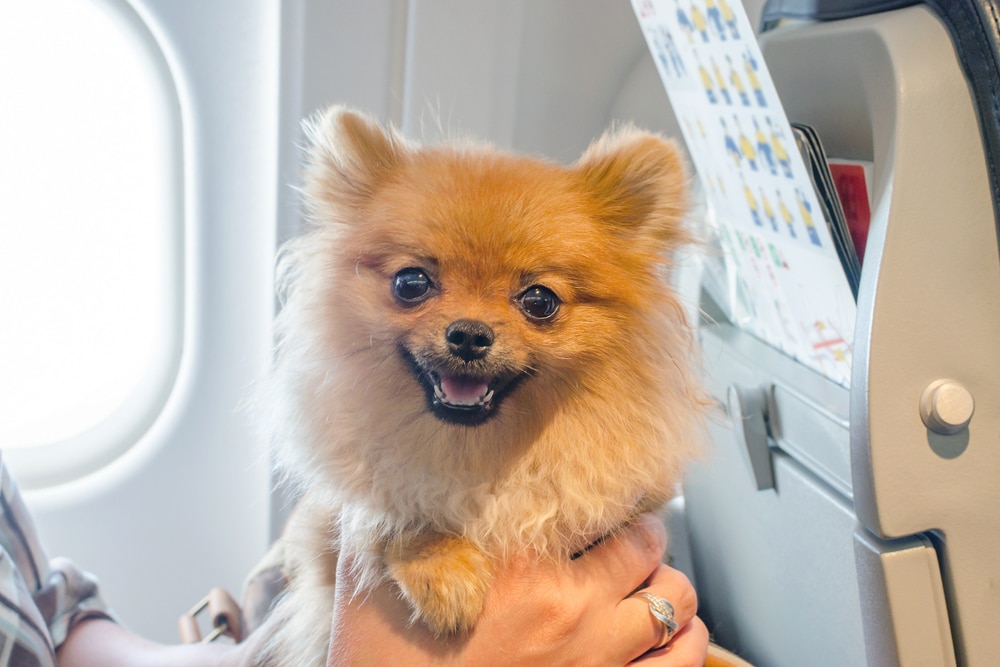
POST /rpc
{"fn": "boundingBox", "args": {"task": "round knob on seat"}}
[920,380,975,435]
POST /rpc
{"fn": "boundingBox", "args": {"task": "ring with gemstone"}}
[636,592,679,648]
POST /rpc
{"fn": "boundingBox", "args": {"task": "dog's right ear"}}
[302,106,407,220]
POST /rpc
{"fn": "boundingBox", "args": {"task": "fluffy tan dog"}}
[257,106,706,665]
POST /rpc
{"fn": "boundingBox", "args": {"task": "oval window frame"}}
[2,0,184,490]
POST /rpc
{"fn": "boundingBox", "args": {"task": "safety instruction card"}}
[631,0,858,387]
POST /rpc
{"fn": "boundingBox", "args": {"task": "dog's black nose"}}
[445,319,494,361]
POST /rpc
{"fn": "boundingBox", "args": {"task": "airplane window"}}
[0,0,182,488]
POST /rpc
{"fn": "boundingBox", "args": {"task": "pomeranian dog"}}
[257,106,707,665]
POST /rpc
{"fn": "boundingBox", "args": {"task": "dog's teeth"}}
[433,375,494,408]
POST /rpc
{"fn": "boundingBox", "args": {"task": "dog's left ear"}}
[574,126,690,247]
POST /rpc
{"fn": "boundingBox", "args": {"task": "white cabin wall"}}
[398,0,677,162]
[510,0,673,162]
[395,0,766,162]
[21,0,279,643]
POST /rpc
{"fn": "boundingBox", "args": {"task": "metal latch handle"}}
[727,384,775,491]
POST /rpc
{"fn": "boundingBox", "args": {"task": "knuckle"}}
[670,570,698,615]
[633,513,668,560]
[533,586,587,645]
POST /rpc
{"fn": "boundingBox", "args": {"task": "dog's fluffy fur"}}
[256,106,707,666]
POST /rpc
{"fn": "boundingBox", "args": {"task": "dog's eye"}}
[519,286,560,321]
[392,268,433,303]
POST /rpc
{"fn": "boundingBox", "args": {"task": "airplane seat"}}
[613,0,1000,665]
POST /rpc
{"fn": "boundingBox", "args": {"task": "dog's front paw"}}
[386,534,492,636]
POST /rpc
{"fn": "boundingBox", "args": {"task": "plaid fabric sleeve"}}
[0,455,114,666]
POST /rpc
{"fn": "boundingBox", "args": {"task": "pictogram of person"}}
[760,187,777,231]
[676,6,695,42]
[735,116,758,171]
[734,228,750,255]
[698,56,717,104]
[768,242,789,270]
[705,0,726,40]
[663,29,686,76]
[754,117,777,175]
[743,176,762,226]
[704,172,717,195]
[719,0,740,39]
[652,27,685,78]
[777,189,797,238]
[721,118,741,168]
[768,118,793,178]
[726,55,750,106]
[795,188,822,246]
[711,58,731,105]
[690,2,710,42]
[650,30,671,76]
[743,51,766,107]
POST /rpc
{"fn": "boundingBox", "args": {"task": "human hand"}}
[327,513,708,666]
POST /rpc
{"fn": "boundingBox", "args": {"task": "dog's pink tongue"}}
[440,376,490,406]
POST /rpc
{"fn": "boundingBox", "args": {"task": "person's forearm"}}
[56,618,256,667]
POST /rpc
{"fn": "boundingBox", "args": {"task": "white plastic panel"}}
[684,426,867,666]
[700,322,853,496]
[690,327,862,665]
[688,323,954,664]
[854,530,956,666]
[16,0,278,641]
[763,7,1000,663]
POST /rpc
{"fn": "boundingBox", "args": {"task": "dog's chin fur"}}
[254,106,709,666]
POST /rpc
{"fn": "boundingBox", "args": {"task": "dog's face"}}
[273,108,700,511]
[354,158,575,427]
[352,150,679,429]
[298,111,690,433]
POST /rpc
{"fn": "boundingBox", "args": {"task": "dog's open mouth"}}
[430,372,495,409]
[401,348,523,425]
